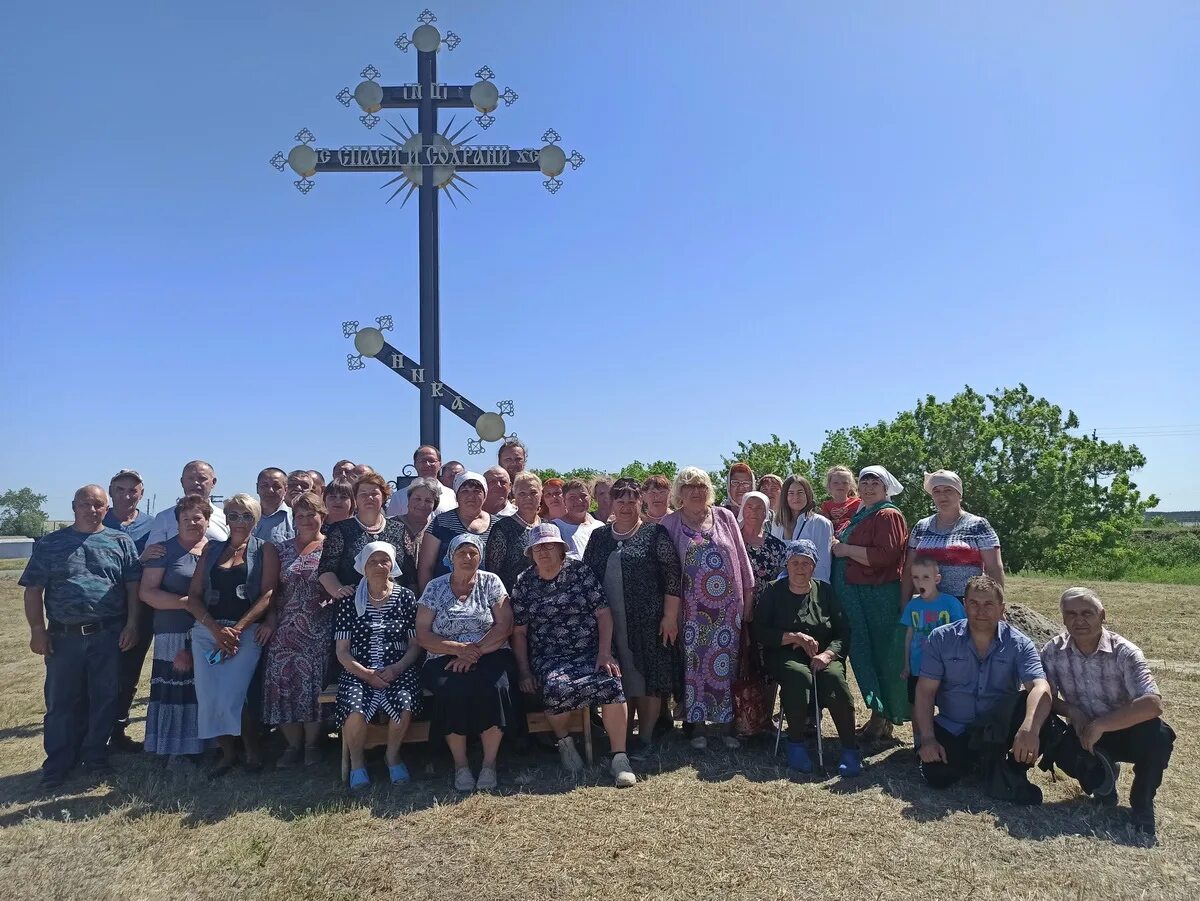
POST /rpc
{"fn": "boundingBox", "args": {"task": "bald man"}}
[20,486,142,789]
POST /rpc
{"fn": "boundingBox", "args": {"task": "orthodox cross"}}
[270,8,583,453]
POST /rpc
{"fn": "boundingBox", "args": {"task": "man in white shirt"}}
[553,478,603,559]
[388,445,456,516]
[146,460,229,544]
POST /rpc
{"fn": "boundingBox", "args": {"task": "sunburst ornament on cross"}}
[270,8,582,451]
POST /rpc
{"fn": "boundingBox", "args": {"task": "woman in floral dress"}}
[262,492,334,766]
[732,491,787,738]
[658,468,754,750]
[512,523,636,787]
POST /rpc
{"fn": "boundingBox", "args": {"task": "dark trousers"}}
[1044,716,1175,809]
[44,625,121,777]
[921,692,1039,789]
[114,602,153,735]
[763,653,856,744]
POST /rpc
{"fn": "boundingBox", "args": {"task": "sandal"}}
[388,762,410,784]
[348,767,370,791]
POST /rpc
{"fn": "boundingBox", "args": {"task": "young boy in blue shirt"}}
[899,556,967,708]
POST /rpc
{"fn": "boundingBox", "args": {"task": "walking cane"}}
[812,684,824,773]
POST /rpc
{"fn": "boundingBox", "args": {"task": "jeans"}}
[43,625,121,777]
[114,601,154,735]
[920,691,1042,790]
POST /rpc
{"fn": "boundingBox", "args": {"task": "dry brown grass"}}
[1,570,1197,900]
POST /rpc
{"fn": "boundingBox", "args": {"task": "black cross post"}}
[271,8,583,453]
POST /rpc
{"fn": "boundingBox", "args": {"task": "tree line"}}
[535,384,1159,575]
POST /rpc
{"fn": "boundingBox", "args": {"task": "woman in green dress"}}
[830,465,910,742]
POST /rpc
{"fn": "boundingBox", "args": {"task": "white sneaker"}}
[611,753,636,788]
[454,767,476,792]
[558,736,584,774]
[476,766,498,791]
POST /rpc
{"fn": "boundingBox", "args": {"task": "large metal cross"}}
[270,8,583,451]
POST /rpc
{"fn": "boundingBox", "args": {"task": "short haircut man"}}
[103,470,156,751]
[915,575,1053,804]
[20,486,142,787]
[439,460,465,490]
[254,467,296,543]
[498,438,527,482]
[1037,587,1175,839]
[147,461,229,545]
[388,446,450,516]
[482,466,516,517]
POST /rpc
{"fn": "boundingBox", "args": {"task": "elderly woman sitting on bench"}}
[334,541,423,790]
[753,539,861,777]
[417,533,519,793]
[511,523,636,788]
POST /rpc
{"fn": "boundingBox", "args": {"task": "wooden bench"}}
[319,688,594,782]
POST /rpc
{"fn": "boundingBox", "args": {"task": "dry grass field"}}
[1,570,1197,900]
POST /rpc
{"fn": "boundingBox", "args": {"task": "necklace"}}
[356,514,385,533]
[612,519,641,540]
[367,580,392,602]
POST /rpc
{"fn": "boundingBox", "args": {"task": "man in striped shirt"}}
[1039,587,1175,840]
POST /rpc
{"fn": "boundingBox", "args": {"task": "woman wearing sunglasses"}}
[184,493,279,775]
[830,466,911,743]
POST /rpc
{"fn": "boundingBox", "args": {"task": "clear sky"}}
[2,1,1198,519]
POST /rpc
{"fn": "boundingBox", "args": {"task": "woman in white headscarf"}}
[830,465,911,742]
[333,541,424,790]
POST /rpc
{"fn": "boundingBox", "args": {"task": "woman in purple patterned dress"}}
[658,467,754,750]
[262,492,335,766]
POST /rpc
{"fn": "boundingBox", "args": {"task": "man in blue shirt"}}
[253,466,294,543]
[915,574,1053,804]
[102,469,159,752]
[20,485,142,789]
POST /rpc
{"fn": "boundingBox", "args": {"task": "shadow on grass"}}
[0,732,633,828]
[823,746,1153,847]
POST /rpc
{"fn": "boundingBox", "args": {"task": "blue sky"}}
[2,1,1198,519]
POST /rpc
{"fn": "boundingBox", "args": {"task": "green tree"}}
[712,436,810,501]
[0,487,49,538]
[616,459,679,484]
[808,385,1158,571]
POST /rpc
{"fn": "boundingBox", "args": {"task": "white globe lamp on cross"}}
[354,80,384,114]
[412,23,441,52]
[538,144,567,178]
[354,327,386,357]
[475,413,506,442]
[470,79,499,114]
[287,144,318,178]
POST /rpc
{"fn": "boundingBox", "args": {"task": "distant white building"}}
[0,536,34,560]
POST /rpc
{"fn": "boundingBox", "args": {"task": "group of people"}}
[19,440,1174,838]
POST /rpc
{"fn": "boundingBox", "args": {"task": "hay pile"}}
[1005,601,1063,647]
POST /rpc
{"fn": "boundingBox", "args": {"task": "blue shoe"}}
[388,762,410,784]
[786,741,813,773]
[838,749,863,777]
[348,767,370,791]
